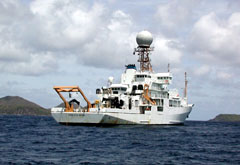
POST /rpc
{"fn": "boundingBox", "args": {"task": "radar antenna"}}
[134,30,154,72]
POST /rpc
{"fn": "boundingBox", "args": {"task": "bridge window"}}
[132,85,137,91]
[158,77,172,80]
[112,87,126,91]
[169,100,181,107]
[138,84,143,90]
[121,87,127,91]
[157,107,163,112]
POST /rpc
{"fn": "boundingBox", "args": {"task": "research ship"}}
[51,30,194,125]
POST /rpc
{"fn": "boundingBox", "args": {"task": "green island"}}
[0,96,50,116]
[209,114,240,122]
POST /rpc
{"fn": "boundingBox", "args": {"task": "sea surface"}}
[0,115,239,165]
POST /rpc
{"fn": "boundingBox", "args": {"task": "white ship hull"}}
[51,106,193,125]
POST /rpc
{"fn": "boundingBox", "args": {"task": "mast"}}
[134,47,154,72]
[184,72,188,98]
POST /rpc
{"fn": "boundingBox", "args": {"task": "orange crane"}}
[53,86,92,112]
[142,84,156,105]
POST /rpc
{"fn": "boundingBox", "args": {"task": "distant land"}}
[209,114,240,122]
[0,96,50,116]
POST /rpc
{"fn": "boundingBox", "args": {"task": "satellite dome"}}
[108,76,114,85]
[136,30,153,47]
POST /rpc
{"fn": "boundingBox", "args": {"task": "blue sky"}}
[0,0,240,120]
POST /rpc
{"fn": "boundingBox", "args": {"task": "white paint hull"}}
[51,106,192,125]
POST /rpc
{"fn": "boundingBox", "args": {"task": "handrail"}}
[53,86,92,112]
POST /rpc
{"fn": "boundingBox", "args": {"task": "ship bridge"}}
[110,84,128,95]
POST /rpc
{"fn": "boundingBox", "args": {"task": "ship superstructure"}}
[51,31,194,125]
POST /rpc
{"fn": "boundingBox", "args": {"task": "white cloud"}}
[0,0,30,24]
[151,35,183,71]
[29,0,105,50]
[79,10,135,69]
[0,0,185,74]
[0,41,29,62]
[27,1,135,70]
[194,65,210,76]
[0,0,109,75]
[0,52,57,76]
[154,0,197,35]
[216,71,232,80]
[189,12,240,66]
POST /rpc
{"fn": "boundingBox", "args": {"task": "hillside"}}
[209,114,240,122]
[0,96,50,116]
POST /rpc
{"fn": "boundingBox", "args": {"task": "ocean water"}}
[0,115,239,165]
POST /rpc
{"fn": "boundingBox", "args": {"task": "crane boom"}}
[53,86,92,112]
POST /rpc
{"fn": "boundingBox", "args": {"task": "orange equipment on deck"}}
[143,84,156,105]
[53,86,92,112]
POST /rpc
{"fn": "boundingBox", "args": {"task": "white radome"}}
[108,76,114,85]
[136,30,153,47]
